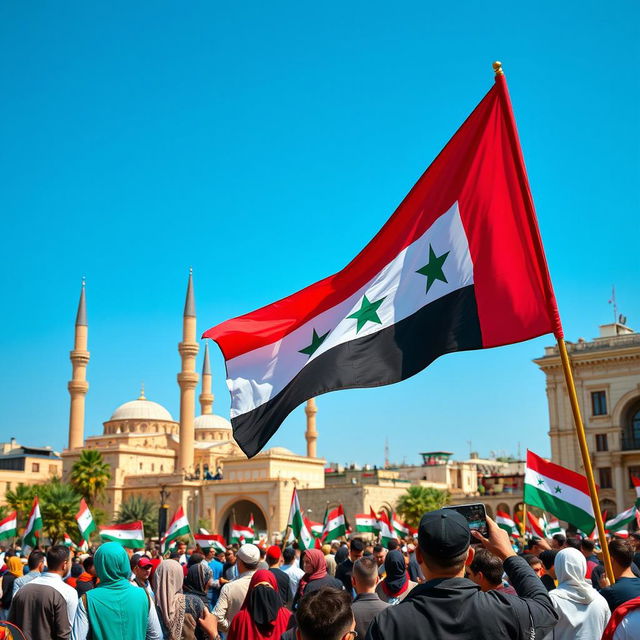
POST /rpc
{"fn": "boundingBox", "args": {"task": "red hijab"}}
[297,549,328,596]
[227,570,291,640]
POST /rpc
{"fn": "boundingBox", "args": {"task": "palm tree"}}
[39,478,82,545]
[116,496,158,539]
[5,483,37,526]
[396,486,450,529]
[70,450,111,506]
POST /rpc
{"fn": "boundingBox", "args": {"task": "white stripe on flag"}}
[226,203,474,418]
[524,468,594,516]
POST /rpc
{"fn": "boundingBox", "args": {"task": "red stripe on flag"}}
[204,76,560,359]
[100,521,143,531]
[527,450,592,494]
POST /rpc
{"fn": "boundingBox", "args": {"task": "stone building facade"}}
[534,322,640,518]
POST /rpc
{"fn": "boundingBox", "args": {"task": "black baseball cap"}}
[418,509,471,558]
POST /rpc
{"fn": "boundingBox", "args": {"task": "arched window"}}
[622,399,640,450]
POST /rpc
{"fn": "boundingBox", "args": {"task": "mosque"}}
[61,273,325,541]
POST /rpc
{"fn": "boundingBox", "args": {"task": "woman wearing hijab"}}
[227,570,291,640]
[0,557,23,617]
[71,542,163,640]
[184,562,211,610]
[154,559,209,640]
[542,547,610,640]
[292,549,343,609]
[375,549,417,604]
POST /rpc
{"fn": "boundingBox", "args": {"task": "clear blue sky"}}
[1,1,638,467]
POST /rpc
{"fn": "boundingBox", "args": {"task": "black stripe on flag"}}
[232,285,482,457]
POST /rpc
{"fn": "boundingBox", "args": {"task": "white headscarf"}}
[544,548,611,640]
[553,547,596,604]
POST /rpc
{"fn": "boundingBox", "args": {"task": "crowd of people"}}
[1,511,640,639]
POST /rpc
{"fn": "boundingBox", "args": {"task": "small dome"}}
[194,414,232,430]
[110,398,173,422]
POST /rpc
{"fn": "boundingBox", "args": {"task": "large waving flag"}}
[524,450,595,534]
[605,506,637,532]
[203,70,561,457]
[287,488,314,550]
[322,505,347,543]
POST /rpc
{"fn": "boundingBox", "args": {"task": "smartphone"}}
[444,503,488,537]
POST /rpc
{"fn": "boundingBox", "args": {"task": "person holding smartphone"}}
[366,509,558,639]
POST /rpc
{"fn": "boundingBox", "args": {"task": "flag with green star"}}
[524,450,595,534]
[204,71,562,459]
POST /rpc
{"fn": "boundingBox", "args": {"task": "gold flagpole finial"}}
[492,61,504,76]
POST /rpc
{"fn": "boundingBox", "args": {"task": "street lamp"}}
[158,485,170,540]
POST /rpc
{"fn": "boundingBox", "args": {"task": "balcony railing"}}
[621,434,640,451]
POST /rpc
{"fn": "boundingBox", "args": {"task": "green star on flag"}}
[299,329,329,357]
[416,245,450,293]
[554,486,562,494]
[347,294,386,333]
[537,478,544,486]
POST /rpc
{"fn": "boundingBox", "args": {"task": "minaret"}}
[305,398,318,458]
[177,269,199,473]
[68,279,89,450]
[199,342,214,415]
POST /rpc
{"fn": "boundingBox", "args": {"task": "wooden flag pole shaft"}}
[557,338,614,584]
[521,503,527,540]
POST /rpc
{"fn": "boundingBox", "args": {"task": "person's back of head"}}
[387,539,399,551]
[352,556,378,593]
[283,546,296,566]
[47,545,70,573]
[468,548,504,590]
[82,556,95,574]
[28,550,45,571]
[580,538,596,557]
[187,552,204,567]
[566,537,581,550]
[417,509,471,578]
[350,538,365,553]
[609,538,634,573]
[552,534,567,549]
[296,587,354,640]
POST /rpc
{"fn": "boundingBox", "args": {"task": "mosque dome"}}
[110,395,174,422]
[194,414,232,430]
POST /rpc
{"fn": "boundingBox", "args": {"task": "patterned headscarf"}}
[154,560,186,640]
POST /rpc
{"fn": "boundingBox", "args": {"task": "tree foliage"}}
[116,496,158,539]
[39,478,82,545]
[70,450,111,506]
[395,485,450,529]
[5,483,37,526]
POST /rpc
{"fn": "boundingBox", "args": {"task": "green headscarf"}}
[85,542,149,640]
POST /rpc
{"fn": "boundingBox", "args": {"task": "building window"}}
[139,462,143,470]
[598,467,612,489]
[628,466,640,488]
[591,391,607,416]
[595,434,608,452]
[32,463,40,473]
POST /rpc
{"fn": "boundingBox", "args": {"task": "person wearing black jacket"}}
[335,537,365,596]
[366,510,558,640]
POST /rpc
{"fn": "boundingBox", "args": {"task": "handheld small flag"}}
[75,498,96,542]
[391,513,416,538]
[194,533,226,553]
[63,533,77,549]
[322,505,347,542]
[22,497,43,548]
[605,506,637,532]
[305,518,323,539]
[287,488,314,550]
[377,511,398,549]
[355,507,379,534]
[496,510,519,538]
[231,514,255,544]
[524,450,596,534]
[204,71,561,458]
[0,511,17,541]
[160,506,191,553]
[632,475,640,508]
[99,521,145,549]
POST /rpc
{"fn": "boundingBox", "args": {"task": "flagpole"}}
[492,60,614,585]
[557,337,614,584]
[521,503,527,540]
